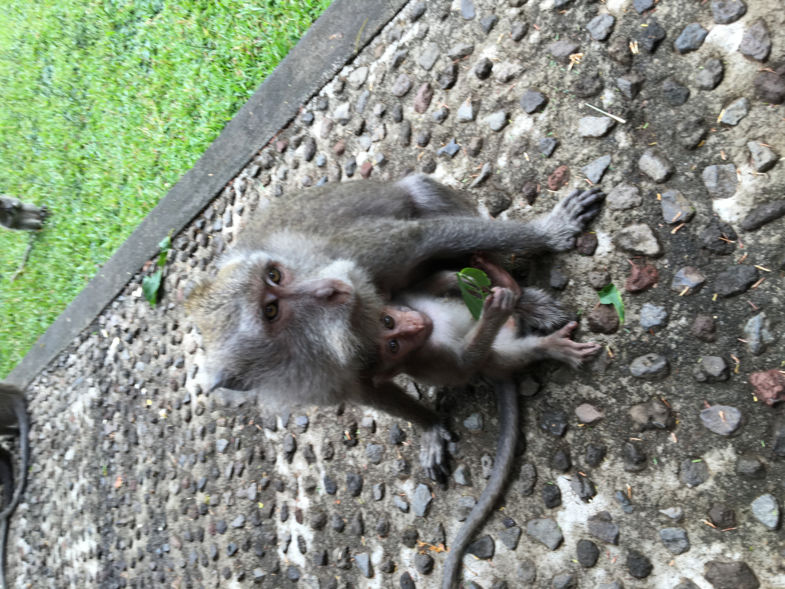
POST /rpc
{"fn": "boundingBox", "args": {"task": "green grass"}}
[0,0,331,377]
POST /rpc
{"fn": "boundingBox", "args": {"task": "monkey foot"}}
[540,187,606,251]
[544,321,602,369]
[419,424,454,482]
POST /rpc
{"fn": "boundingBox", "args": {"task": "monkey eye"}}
[263,301,279,321]
[266,266,282,284]
[388,339,399,354]
[382,315,395,329]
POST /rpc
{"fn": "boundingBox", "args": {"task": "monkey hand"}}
[483,287,516,323]
[536,187,605,251]
[470,254,520,294]
[419,424,454,483]
[542,321,602,369]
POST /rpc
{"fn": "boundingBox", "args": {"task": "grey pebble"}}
[520,90,547,114]
[355,552,372,578]
[662,78,690,106]
[539,137,559,157]
[526,518,563,550]
[437,138,461,158]
[615,223,661,256]
[548,39,579,63]
[498,526,522,550]
[739,19,771,62]
[743,313,775,355]
[464,413,483,431]
[700,405,742,436]
[583,155,611,183]
[607,183,641,210]
[746,141,779,173]
[617,72,644,99]
[586,14,615,42]
[485,110,509,132]
[634,0,655,12]
[674,23,708,54]
[467,535,494,559]
[629,354,669,379]
[638,148,673,182]
[711,0,746,24]
[418,42,440,71]
[578,116,615,138]
[456,99,478,123]
[639,303,668,331]
[661,189,695,224]
[693,356,729,382]
[719,97,750,126]
[750,494,780,530]
[577,539,600,567]
[412,483,432,516]
[696,58,724,90]
[660,527,690,554]
[702,164,738,199]
[680,458,709,487]
[740,200,785,231]
[714,264,758,297]
[588,511,619,544]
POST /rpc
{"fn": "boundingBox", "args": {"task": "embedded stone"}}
[637,18,666,53]
[750,369,785,406]
[704,561,760,589]
[629,354,669,379]
[607,183,642,210]
[586,14,615,42]
[747,141,779,173]
[696,58,724,90]
[674,23,708,54]
[662,78,690,106]
[700,405,741,436]
[660,528,690,555]
[750,494,780,530]
[739,19,771,62]
[719,97,750,126]
[520,90,547,114]
[614,223,661,256]
[693,356,729,382]
[714,265,758,297]
[661,189,695,224]
[680,458,709,487]
[702,164,738,199]
[526,518,563,550]
[743,313,775,356]
[617,72,644,99]
[638,148,673,182]
[639,303,667,331]
[711,0,747,24]
[548,39,579,63]
[740,200,785,231]
[579,116,616,138]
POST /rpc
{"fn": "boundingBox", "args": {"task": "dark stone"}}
[740,201,785,231]
[587,304,619,334]
[736,454,765,479]
[627,550,653,578]
[436,63,458,90]
[704,561,759,589]
[739,19,771,62]
[674,23,708,54]
[633,0,655,12]
[539,408,568,437]
[701,220,737,255]
[551,447,571,472]
[539,137,559,157]
[576,232,598,256]
[474,57,493,80]
[625,263,658,293]
[622,441,647,472]
[662,79,690,106]
[570,474,597,502]
[510,21,528,42]
[711,0,747,24]
[637,18,666,53]
[587,511,619,545]
[617,72,644,99]
[414,552,434,575]
[754,65,785,104]
[691,315,717,342]
[576,539,600,567]
[677,116,708,149]
[480,15,498,34]
[585,443,607,467]
[607,37,632,66]
[467,535,494,559]
[548,39,580,63]
[542,483,562,508]
[586,14,615,42]
[714,265,758,298]
[680,458,709,487]
[520,90,548,114]
[547,165,570,191]
[571,73,603,98]
[696,58,724,90]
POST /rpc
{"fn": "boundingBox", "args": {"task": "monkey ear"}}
[183,278,210,310]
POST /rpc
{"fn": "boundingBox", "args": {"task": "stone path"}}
[8,0,785,587]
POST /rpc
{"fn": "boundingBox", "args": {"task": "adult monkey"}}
[0,383,30,589]
[187,174,604,478]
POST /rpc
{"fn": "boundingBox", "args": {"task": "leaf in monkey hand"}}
[597,283,625,324]
[456,267,491,320]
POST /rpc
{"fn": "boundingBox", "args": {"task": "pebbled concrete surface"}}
[8,0,785,588]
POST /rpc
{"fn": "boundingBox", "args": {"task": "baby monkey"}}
[370,259,599,589]
[374,257,600,385]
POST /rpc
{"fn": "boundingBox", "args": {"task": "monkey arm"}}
[458,287,516,372]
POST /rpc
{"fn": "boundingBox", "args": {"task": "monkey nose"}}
[303,278,353,304]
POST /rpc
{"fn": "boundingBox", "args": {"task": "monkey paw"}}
[539,187,605,251]
[419,425,454,482]
[544,322,602,368]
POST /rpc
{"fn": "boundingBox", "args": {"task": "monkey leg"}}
[515,287,570,335]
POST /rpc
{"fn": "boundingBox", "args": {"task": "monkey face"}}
[187,247,385,405]
[377,305,433,372]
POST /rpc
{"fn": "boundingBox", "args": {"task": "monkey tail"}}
[441,379,519,589]
[0,398,28,522]
[0,447,15,589]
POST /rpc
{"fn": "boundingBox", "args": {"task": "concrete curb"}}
[8,0,408,388]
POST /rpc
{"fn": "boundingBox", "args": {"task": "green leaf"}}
[456,267,491,320]
[157,234,172,267]
[142,269,163,307]
[597,283,625,325]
